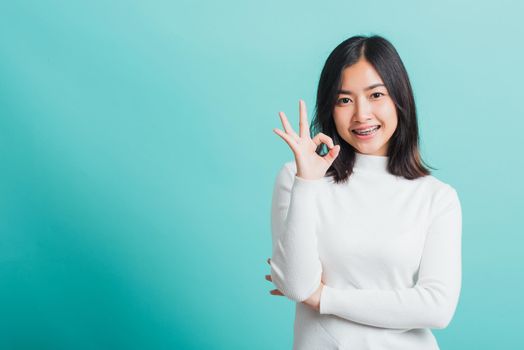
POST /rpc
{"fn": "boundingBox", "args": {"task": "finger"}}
[324,144,340,163]
[299,100,310,139]
[273,128,299,154]
[311,132,334,148]
[265,274,272,282]
[270,289,284,296]
[279,112,299,139]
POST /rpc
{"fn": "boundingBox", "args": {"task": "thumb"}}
[324,145,340,163]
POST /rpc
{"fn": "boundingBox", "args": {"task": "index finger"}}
[299,99,310,139]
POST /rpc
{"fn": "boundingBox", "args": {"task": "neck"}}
[354,152,389,173]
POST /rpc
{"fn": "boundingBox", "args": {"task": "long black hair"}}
[311,35,434,183]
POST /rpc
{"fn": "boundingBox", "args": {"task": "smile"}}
[352,125,380,138]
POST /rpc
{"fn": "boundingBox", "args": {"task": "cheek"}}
[332,112,349,131]
[377,102,398,127]
[377,100,396,115]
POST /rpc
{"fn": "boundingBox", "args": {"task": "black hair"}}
[311,34,435,183]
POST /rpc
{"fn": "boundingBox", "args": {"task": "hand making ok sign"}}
[273,99,340,180]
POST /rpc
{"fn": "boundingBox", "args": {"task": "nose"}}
[353,98,373,122]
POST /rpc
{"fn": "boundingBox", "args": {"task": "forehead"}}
[340,59,384,89]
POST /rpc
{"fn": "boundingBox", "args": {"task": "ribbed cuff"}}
[290,176,323,202]
[319,285,346,315]
[293,175,324,189]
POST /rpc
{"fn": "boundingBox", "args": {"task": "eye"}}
[337,97,352,105]
[371,92,384,99]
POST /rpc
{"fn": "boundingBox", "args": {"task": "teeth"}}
[353,126,379,135]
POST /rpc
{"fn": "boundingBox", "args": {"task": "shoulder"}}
[282,160,297,173]
[418,175,461,216]
[274,161,296,180]
[271,161,296,192]
[420,174,458,196]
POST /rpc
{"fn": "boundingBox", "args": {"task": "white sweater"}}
[270,152,462,350]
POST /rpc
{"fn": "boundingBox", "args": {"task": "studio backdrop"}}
[1,0,523,349]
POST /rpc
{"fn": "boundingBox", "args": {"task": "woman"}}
[265,35,462,349]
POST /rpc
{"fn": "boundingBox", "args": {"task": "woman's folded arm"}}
[319,187,462,330]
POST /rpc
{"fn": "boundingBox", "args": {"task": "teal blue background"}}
[1,0,523,349]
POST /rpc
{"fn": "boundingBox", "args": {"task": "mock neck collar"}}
[354,152,389,173]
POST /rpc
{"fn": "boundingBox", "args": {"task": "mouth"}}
[351,125,381,136]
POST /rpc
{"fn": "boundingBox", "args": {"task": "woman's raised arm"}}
[269,99,339,302]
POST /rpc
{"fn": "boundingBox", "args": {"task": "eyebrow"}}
[337,83,385,95]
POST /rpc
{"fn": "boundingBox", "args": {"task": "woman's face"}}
[333,58,398,156]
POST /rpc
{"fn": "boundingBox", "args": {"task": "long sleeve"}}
[269,162,324,302]
[319,186,462,330]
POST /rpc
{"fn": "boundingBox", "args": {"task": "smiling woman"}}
[266,35,462,350]
[334,60,398,157]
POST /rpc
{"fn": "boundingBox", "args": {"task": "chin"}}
[352,143,387,156]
